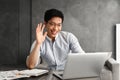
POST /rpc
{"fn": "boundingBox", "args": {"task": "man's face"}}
[45,17,62,40]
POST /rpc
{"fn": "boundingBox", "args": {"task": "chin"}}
[51,35,56,38]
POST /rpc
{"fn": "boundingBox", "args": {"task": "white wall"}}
[116,24,120,63]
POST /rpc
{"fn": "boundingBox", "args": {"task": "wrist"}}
[35,41,41,47]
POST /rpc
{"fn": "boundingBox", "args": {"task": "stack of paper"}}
[0,70,21,80]
[0,69,48,80]
[19,69,48,76]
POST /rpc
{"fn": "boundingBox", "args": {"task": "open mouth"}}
[51,30,57,35]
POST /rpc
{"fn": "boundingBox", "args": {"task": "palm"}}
[36,23,47,45]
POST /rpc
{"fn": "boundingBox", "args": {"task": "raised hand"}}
[36,23,47,45]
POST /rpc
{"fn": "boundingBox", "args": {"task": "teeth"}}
[52,32,56,35]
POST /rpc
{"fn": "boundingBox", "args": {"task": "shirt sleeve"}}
[69,33,85,53]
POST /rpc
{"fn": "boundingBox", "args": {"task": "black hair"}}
[44,9,64,23]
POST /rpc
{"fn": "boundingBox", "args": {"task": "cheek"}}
[49,27,53,31]
[58,27,62,31]
[46,26,52,31]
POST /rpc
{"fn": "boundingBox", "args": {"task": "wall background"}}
[32,0,120,58]
[0,0,120,65]
[0,0,19,65]
[0,0,31,65]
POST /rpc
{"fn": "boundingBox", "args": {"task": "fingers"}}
[36,23,45,31]
[41,24,45,32]
[36,24,39,33]
[36,23,45,33]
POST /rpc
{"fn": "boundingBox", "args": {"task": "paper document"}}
[19,69,48,76]
[0,70,20,80]
[0,69,48,80]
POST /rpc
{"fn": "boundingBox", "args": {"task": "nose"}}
[53,25,58,30]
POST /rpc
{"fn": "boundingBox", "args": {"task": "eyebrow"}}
[48,21,62,24]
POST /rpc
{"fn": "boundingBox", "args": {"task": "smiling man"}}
[26,9,85,70]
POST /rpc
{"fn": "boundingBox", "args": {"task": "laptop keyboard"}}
[53,70,63,77]
[59,73,63,77]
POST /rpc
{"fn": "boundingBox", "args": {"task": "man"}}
[26,9,85,70]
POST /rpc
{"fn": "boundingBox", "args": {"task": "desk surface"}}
[0,65,100,80]
[19,72,59,80]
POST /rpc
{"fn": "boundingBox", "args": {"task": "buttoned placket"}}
[48,38,57,70]
[51,41,58,70]
[46,35,59,70]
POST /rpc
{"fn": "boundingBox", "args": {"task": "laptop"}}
[53,52,111,80]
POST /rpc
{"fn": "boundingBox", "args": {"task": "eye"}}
[57,24,62,27]
[48,22,62,27]
[49,22,54,26]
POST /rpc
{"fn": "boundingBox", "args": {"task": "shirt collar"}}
[46,33,59,42]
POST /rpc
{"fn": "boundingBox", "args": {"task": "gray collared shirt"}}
[30,31,84,70]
